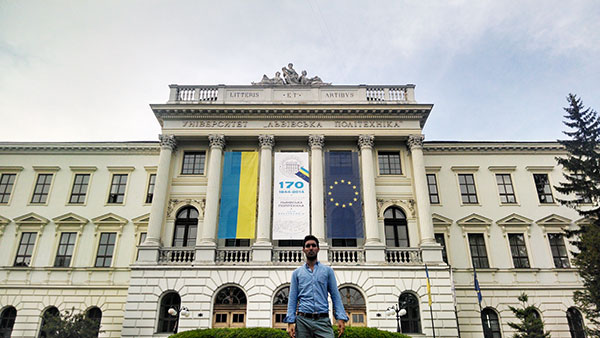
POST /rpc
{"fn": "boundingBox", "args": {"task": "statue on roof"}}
[252,63,330,86]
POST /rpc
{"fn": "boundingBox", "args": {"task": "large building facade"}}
[0,75,592,338]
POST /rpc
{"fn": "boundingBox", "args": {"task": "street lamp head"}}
[385,308,396,317]
[399,308,407,317]
[180,307,190,317]
[168,308,177,316]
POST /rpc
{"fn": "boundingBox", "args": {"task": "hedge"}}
[169,327,411,338]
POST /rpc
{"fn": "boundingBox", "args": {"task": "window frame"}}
[11,212,49,268]
[383,207,409,248]
[51,212,87,268]
[104,166,134,206]
[144,169,157,205]
[452,167,480,205]
[468,233,490,269]
[481,307,503,338]
[434,233,449,264]
[90,213,126,268]
[29,167,60,205]
[0,305,17,338]
[533,173,555,204]
[53,232,78,268]
[426,173,441,205]
[399,292,422,334]
[14,231,39,267]
[132,213,149,263]
[548,232,571,268]
[0,166,22,205]
[66,166,96,206]
[495,173,518,205]
[507,233,531,269]
[94,232,118,268]
[376,150,403,176]
[180,151,207,175]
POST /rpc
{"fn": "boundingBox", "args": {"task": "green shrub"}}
[169,327,411,338]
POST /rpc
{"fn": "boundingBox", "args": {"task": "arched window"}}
[157,291,181,333]
[213,286,247,328]
[566,307,585,338]
[481,307,502,338]
[173,207,198,247]
[0,306,17,338]
[273,286,290,330]
[399,292,421,333]
[339,287,366,327]
[384,207,409,247]
[39,307,59,338]
[86,307,102,337]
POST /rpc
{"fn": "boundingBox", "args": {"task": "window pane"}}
[107,174,128,204]
[458,174,478,204]
[534,174,554,203]
[181,152,206,175]
[468,234,489,268]
[0,174,16,204]
[508,234,530,268]
[14,232,37,267]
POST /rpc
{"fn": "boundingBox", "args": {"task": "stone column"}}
[358,135,385,262]
[309,135,328,262]
[408,135,442,263]
[253,135,274,262]
[196,134,225,262]
[138,134,176,263]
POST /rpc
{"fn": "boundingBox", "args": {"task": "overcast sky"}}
[1,1,599,142]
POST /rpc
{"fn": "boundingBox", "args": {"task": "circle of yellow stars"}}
[328,179,359,208]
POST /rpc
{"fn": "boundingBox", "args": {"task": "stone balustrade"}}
[328,249,365,264]
[215,248,252,264]
[158,247,195,264]
[272,249,304,264]
[385,248,423,265]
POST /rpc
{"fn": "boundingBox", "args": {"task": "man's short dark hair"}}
[303,235,319,248]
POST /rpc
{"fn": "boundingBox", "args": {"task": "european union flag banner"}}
[218,152,258,239]
[325,151,364,239]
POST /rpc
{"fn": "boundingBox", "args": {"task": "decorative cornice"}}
[308,135,324,149]
[358,135,374,149]
[407,135,424,151]
[208,134,226,149]
[0,142,160,155]
[159,134,177,151]
[423,142,565,154]
[258,134,275,149]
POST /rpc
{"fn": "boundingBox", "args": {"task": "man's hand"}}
[287,323,295,338]
[337,319,345,337]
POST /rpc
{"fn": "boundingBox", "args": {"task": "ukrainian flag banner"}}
[325,151,364,239]
[217,152,259,239]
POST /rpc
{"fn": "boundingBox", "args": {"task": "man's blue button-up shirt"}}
[284,261,349,323]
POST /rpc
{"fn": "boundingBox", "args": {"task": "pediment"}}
[575,216,596,226]
[53,212,88,225]
[536,214,571,226]
[432,213,453,225]
[14,212,49,225]
[457,213,492,226]
[91,213,128,225]
[0,215,10,226]
[132,213,150,225]
[496,213,533,226]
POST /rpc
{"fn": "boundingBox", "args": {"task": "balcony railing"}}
[385,248,422,265]
[215,248,252,264]
[167,84,416,104]
[273,249,304,264]
[158,247,195,264]
[329,249,365,264]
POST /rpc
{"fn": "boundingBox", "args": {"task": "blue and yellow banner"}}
[325,151,364,239]
[218,152,258,239]
[425,264,432,306]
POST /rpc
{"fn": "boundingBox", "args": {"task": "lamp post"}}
[386,304,407,333]
[168,306,190,333]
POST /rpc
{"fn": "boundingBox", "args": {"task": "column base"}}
[420,242,444,264]
[252,242,273,262]
[318,244,329,264]
[195,242,217,263]
[136,245,160,264]
[364,242,386,263]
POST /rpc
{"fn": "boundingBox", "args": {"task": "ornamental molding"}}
[536,214,572,235]
[258,134,275,148]
[358,135,374,149]
[167,198,206,219]
[14,212,49,234]
[0,215,11,237]
[496,213,533,237]
[208,134,226,149]
[407,135,424,151]
[159,134,177,151]
[132,213,150,232]
[308,135,325,149]
[457,213,492,238]
[0,143,160,155]
[52,212,88,236]
[423,142,565,154]
[91,212,127,236]
[376,198,416,219]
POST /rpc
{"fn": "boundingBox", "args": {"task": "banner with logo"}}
[272,152,310,240]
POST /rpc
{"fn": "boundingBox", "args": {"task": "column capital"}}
[208,134,226,149]
[358,134,374,149]
[158,134,177,151]
[258,134,275,149]
[308,135,324,149]
[407,134,424,151]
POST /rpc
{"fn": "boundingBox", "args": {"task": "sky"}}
[1,1,599,142]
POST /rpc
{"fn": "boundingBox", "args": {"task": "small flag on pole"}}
[425,264,432,306]
[473,267,483,306]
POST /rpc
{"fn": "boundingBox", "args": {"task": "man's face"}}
[302,240,319,259]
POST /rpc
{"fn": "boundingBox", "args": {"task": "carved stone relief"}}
[167,198,206,218]
[358,135,374,149]
[377,198,416,218]
[252,63,330,86]
[258,134,275,148]
[208,134,226,149]
[159,134,177,151]
[308,135,325,149]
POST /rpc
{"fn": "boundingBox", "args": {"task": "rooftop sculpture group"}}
[252,63,330,86]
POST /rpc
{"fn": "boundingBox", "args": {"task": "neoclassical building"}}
[0,71,592,338]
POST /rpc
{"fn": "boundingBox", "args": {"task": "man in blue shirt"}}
[285,235,348,338]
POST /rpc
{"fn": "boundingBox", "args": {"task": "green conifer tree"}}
[555,94,600,337]
[508,293,550,338]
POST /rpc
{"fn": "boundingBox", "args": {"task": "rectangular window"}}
[508,234,530,268]
[468,233,489,268]
[277,240,303,247]
[145,174,156,204]
[54,232,77,267]
[181,152,206,175]
[107,174,128,204]
[95,232,117,267]
[458,174,478,204]
[69,174,90,204]
[548,233,570,268]
[427,174,440,204]
[14,232,37,267]
[31,173,53,204]
[434,233,448,263]
[575,174,592,203]
[0,173,16,204]
[496,174,517,204]
[533,174,554,204]
[136,232,147,260]
[378,151,402,175]
[331,238,357,247]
